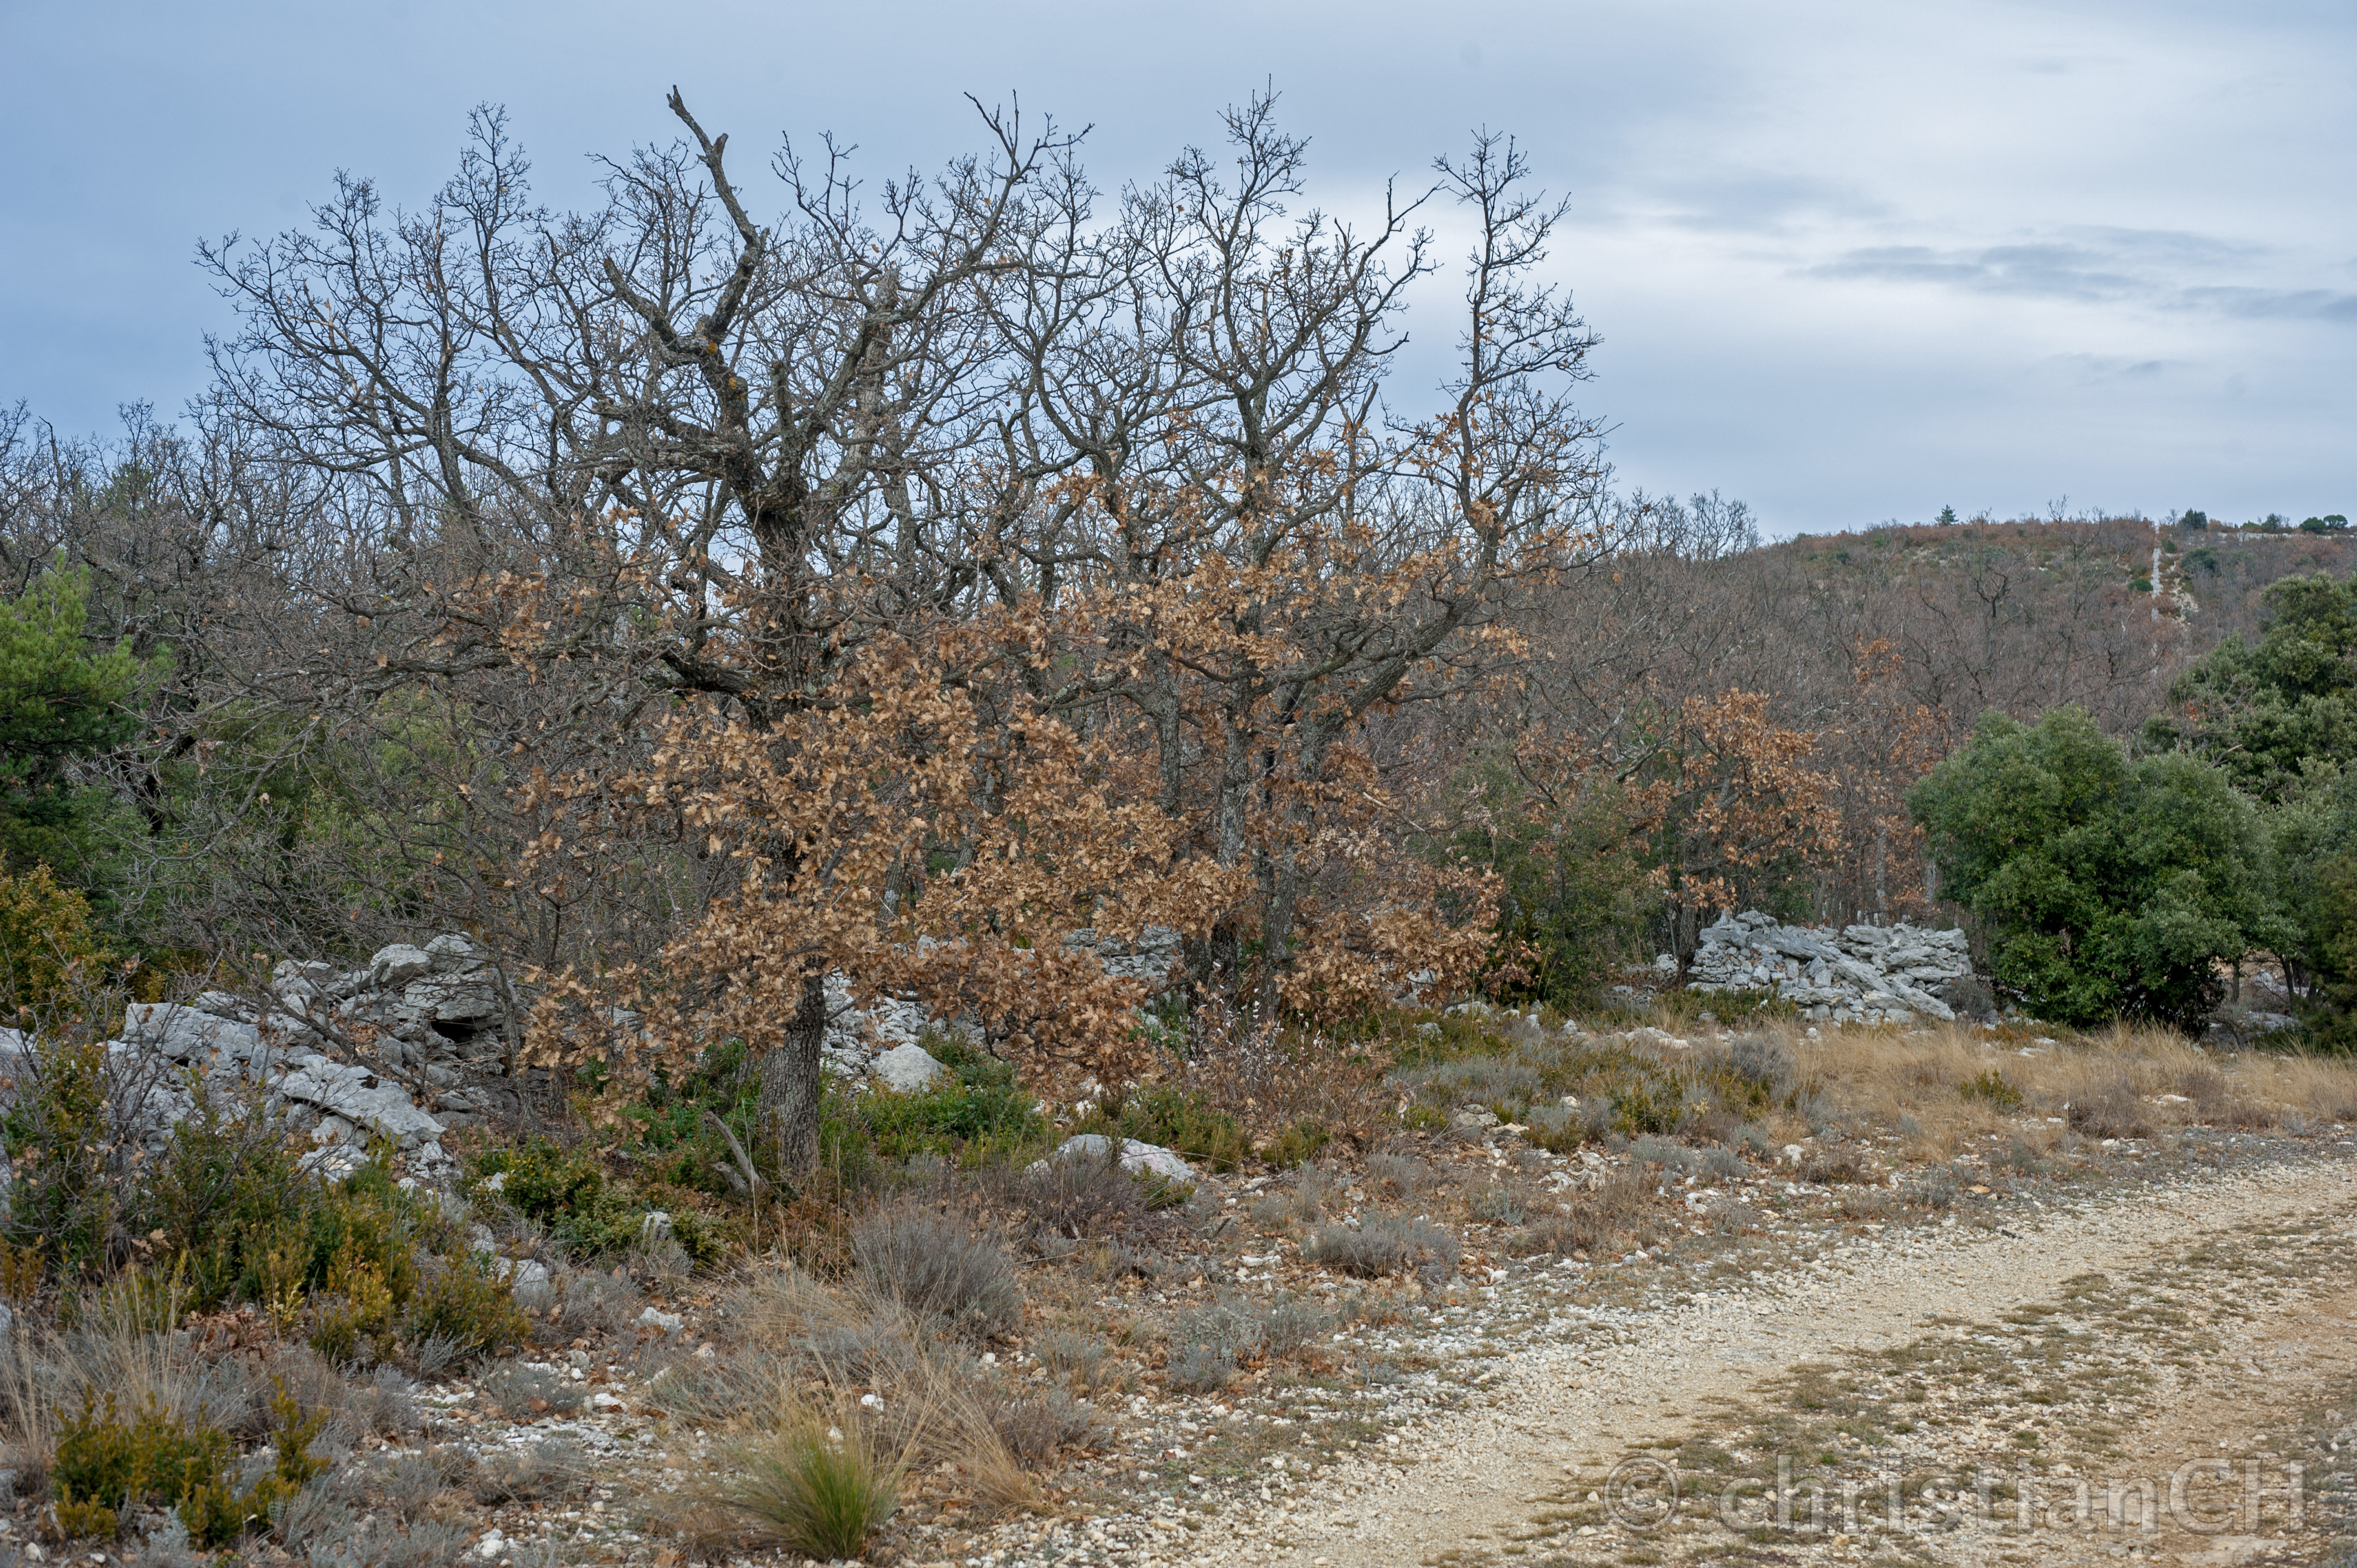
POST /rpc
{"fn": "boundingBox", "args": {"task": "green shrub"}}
[475,1137,605,1225]
[627,1038,765,1194]
[1607,1074,1690,1137]
[843,1034,1047,1165]
[1912,707,2283,1029]
[48,1385,320,1547]
[135,1106,436,1323]
[131,1105,524,1368]
[178,1389,328,1548]
[0,1034,112,1272]
[2301,851,2357,1053]
[1960,1069,2024,1110]
[1105,1086,1249,1173]
[403,1252,529,1361]
[467,1136,722,1266]
[1263,1118,1333,1168]
[1691,1035,1799,1113]
[0,561,153,898]
[0,863,109,1017]
[1443,761,1655,1012]
[307,1245,400,1365]
[2143,572,2357,803]
[53,1394,230,1532]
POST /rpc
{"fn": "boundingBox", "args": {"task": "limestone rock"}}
[873,1043,946,1093]
[275,1060,445,1149]
[123,1001,263,1066]
[1043,1133,1196,1184]
[366,943,434,988]
[502,1257,555,1309]
[298,1144,370,1183]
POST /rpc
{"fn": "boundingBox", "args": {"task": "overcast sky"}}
[3,0,2350,535]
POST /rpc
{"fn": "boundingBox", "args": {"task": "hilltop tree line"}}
[3,92,2354,1163]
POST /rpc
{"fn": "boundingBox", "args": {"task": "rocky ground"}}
[12,929,2351,1568]
[252,1035,2357,1568]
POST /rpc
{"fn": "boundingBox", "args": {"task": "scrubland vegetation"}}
[0,85,2353,1565]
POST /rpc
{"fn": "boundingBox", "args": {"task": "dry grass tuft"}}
[681,1263,1056,1544]
[0,1268,204,1469]
[715,1388,904,1561]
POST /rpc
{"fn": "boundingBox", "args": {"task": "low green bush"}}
[627,1038,765,1195]
[181,1391,329,1548]
[136,1102,439,1319]
[403,1251,531,1360]
[1100,1085,1249,1172]
[50,1388,326,1548]
[844,1034,1047,1165]
[0,1035,112,1273]
[466,1137,722,1266]
[1262,1118,1333,1168]
[1960,1069,2025,1110]
[52,1394,229,1540]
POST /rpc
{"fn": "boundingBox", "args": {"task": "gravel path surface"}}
[1190,1151,2357,1568]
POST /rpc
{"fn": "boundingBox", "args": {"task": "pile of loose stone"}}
[1673,910,1981,1025]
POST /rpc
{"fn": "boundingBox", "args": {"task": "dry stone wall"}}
[1672,910,1984,1025]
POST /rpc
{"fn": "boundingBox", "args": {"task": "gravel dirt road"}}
[1208,1154,2357,1568]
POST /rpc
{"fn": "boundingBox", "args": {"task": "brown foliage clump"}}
[522,632,1242,1092]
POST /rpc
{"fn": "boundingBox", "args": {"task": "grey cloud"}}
[1808,243,2141,302]
[1808,230,2354,324]
[2049,353,2175,383]
[2063,226,2263,266]
[2173,286,2357,321]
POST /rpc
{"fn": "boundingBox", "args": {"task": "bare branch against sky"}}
[1,0,2349,531]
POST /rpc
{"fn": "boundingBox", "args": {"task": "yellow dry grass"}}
[0,1268,203,1469]
[1722,1015,2357,1160]
[674,1264,1044,1540]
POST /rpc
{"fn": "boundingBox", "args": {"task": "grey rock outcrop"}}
[1677,911,1979,1025]
[16,920,1197,1186]
[3,935,523,1193]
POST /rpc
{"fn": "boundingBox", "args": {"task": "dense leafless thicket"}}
[7,91,2335,1161]
[5,92,1631,1167]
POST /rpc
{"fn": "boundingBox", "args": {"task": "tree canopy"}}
[2142,572,2357,803]
[0,563,151,893]
[1910,707,2283,1029]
